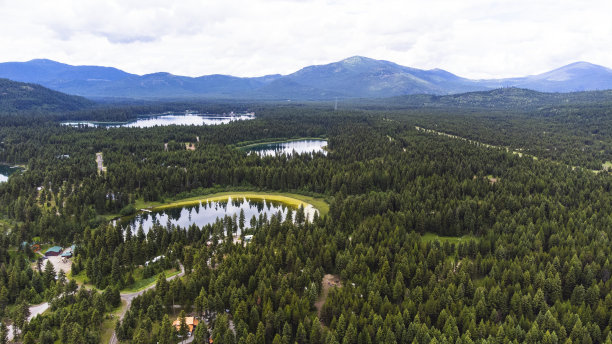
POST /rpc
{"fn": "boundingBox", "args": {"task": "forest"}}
[1,93,612,344]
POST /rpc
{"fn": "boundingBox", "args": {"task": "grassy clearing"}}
[603,161,612,171]
[134,198,163,209]
[100,300,126,343]
[421,232,478,244]
[150,191,330,217]
[121,268,179,293]
[69,267,179,293]
[69,270,90,285]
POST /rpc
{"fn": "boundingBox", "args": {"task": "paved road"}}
[7,302,50,340]
[109,264,185,344]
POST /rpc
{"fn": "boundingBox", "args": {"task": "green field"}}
[421,232,478,244]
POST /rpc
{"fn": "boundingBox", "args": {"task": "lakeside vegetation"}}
[148,191,329,216]
[234,137,327,149]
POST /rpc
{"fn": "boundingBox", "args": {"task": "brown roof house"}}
[172,317,199,334]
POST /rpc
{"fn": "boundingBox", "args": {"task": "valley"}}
[1,84,612,344]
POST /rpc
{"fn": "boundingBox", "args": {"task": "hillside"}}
[0,78,94,112]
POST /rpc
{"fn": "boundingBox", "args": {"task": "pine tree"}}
[43,260,56,286]
[0,320,7,344]
[159,314,176,344]
[179,310,189,339]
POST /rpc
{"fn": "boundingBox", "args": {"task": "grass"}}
[421,232,478,244]
[603,161,612,171]
[100,300,127,343]
[150,191,330,217]
[38,244,52,254]
[134,198,163,210]
[69,266,179,293]
[121,268,180,293]
[104,190,330,220]
[69,270,90,285]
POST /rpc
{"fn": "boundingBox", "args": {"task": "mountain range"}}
[1,57,612,100]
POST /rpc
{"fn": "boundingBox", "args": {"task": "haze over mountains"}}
[1,56,612,100]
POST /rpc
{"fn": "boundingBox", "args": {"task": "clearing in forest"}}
[96,152,107,173]
[315,274,342,317]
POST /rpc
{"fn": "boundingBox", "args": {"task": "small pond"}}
[62,112,255,128]
[117,196,317,234]
[246,139,327,157]
[0,165,23,183]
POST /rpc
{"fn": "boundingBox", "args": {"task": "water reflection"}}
[62,112,255,128]
[117,196,316,234]
[247,140,327,157]
[0,165,22,183]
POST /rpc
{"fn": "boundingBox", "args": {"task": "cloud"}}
[0,0,611,78]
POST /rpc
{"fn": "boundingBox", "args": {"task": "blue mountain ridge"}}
[1,56,612,99]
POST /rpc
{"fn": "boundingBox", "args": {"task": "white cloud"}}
[0,0,611,78]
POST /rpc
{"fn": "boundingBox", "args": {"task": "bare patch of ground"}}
[33,253,72,275]
[315,274,342,317]
[96,152,107,173]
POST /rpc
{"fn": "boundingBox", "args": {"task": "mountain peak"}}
[340,56,374,65]
[26,58,67,66]
[563,61,602,69]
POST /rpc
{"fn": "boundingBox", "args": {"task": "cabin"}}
[172,317,199,334]
[60,244,76,258]
[45,246,63,256]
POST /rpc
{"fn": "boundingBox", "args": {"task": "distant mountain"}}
[0,59,282,99]
[1,57,612,100]
[274,56,483,98]
[0,78,94,112]
[479,62,612,92]
[360,87,612,110]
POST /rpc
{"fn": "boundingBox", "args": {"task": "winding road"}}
[109,264,185,344]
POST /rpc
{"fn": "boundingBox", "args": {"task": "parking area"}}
[39,254,72,274]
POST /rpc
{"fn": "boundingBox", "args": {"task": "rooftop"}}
[45,246,63,253]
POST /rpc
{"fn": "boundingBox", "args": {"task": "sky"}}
[1,0,611,79]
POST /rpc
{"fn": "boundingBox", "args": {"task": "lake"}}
[0,165,22,183]
[62,112,255,128]
[117,196,317,234]
[247,139,328,157]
